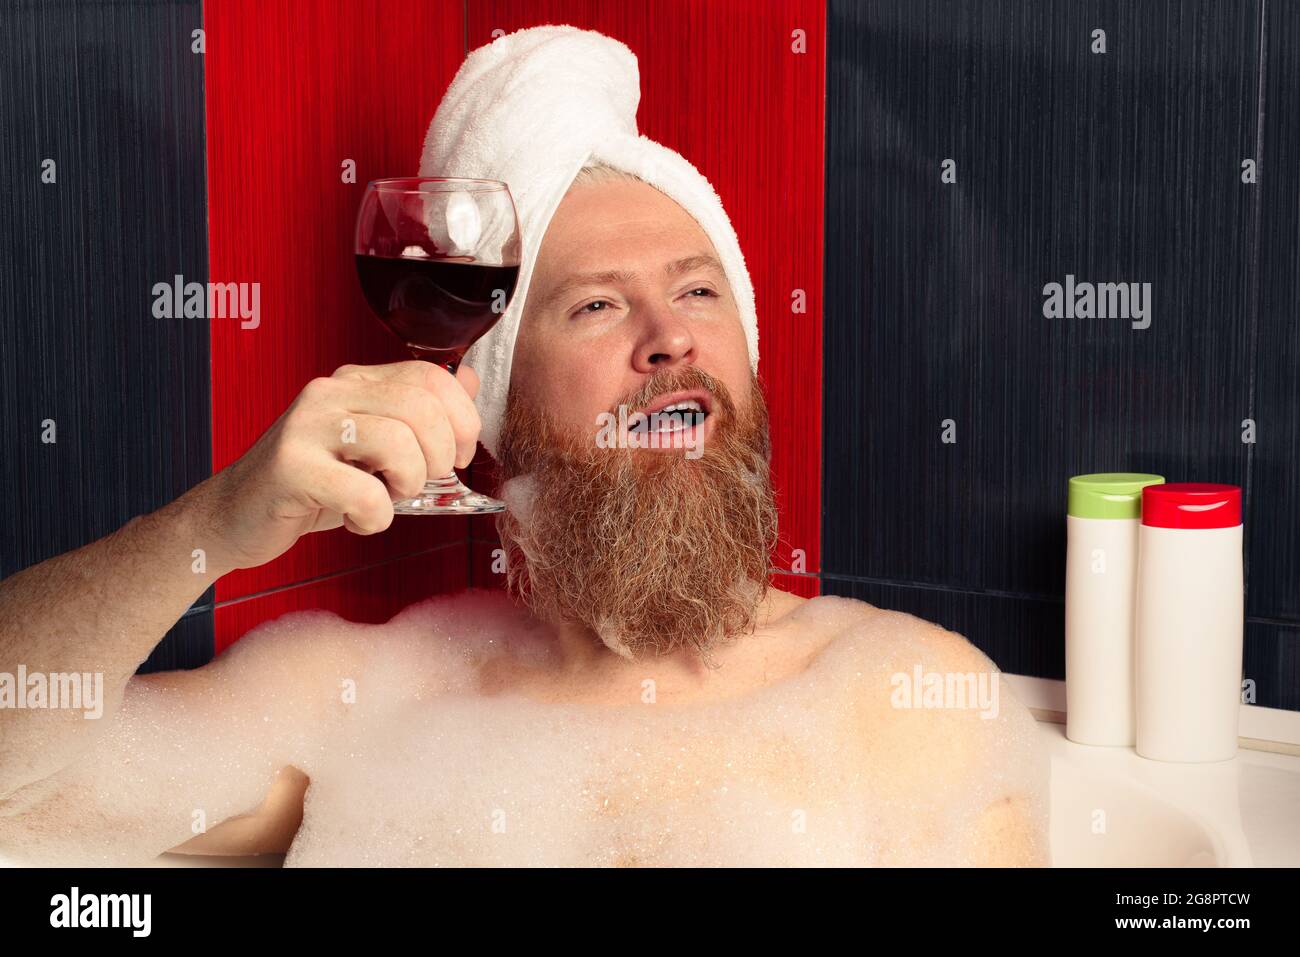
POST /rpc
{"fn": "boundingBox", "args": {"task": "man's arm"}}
[0,486,231,796]
[0,360,481,801]
[0,614,368,864]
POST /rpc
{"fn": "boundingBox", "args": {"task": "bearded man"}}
[0,28,1049,868]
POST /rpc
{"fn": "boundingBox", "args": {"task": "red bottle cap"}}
[1142,483,1241,529]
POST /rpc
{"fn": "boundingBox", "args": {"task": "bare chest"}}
[286,658,892,866]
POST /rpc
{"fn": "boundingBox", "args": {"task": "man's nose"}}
[631,308,696,373]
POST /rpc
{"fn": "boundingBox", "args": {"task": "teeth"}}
[628,397,708,434]
[660,399,703,413]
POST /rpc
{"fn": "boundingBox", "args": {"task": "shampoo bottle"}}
[1065,472,1165,746]
[1134,483,1244,763]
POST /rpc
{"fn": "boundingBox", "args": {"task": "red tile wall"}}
[204,0,823,653]
[203,0,469,651]
[214,545,470,651]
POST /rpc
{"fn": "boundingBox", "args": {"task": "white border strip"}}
[1004,673,1300,750]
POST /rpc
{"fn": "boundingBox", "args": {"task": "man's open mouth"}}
[627,391,712,434]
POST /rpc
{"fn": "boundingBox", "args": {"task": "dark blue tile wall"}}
[824,0,1298,711]
[0,0,212,670]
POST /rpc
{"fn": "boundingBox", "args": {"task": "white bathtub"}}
[150,717,1300,868]
[1041,717,1300,867]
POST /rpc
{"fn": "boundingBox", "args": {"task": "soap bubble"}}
[0,591,1049,866]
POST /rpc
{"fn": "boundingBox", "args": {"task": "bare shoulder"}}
[760,585,810,624]
[807,597,1050,866]
[782,592,994,674]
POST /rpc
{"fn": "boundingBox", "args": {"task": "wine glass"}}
[354,177,521,514]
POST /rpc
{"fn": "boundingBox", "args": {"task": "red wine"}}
[355,254,520,368]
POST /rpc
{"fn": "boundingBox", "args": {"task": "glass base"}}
[393,472,505,514]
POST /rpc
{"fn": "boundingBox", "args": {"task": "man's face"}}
[509,178,754,446]
[495,177,778,661]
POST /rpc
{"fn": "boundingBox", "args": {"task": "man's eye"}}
[574,289,714,317]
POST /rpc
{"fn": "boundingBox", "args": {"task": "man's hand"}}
[0,359,481,798]
[191,360,481,572]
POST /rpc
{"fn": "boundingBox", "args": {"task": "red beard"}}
[493,365,779,662]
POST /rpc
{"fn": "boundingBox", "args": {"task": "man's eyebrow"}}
[663,253,725,279]
[536,254,725,313]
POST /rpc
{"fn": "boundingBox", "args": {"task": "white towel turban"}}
[418,24,760,461]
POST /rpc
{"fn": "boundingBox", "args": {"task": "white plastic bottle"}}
[1065,473,1165,746]
[1135,483,1244,763]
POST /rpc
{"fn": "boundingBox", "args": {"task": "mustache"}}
[613,365,729,420]
[498,367,771,474]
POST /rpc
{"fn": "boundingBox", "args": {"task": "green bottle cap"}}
[1068,473,1166,519]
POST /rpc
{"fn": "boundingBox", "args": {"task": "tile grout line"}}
[821,573,1300,630]
[821,572,1066,604]
[185,540,468,615]
[1242,0,1268,609]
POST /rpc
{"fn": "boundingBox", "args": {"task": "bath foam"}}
[0,590,1049,867]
